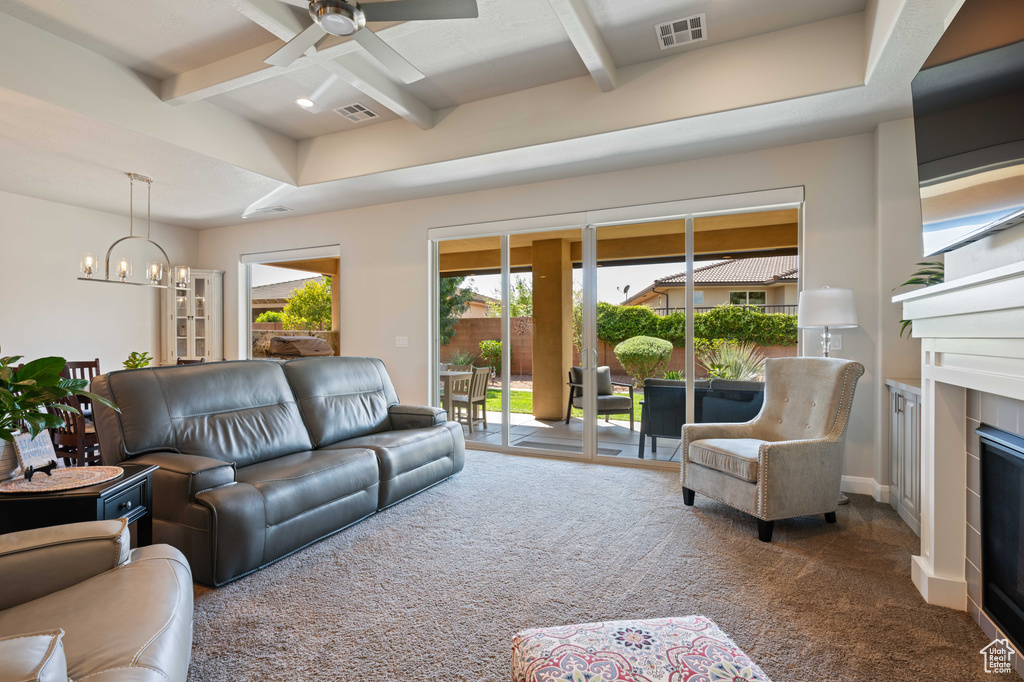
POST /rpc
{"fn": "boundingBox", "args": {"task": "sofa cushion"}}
[688,438,764,483]
[324,423,460,507]
[101,360,313,466]
[235,448,379,526]
[0,630,67,682]
[0,545,193,682]
[283,357,400,447]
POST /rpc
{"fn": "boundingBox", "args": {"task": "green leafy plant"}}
[440,276,474,345]
[123,351,153,370]
[0,349,118,443]
[487,275,533,317]
[698,342,766,381]
[595,302,797,348]
[662,370,684,380]
[614,336,673,385]
[254,311,283,324]
[478,339,501,376]
[445,349,477,366]
[282,277,332,331]
[893,261,944,338]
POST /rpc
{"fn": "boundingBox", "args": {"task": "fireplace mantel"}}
[895,259,1024,609]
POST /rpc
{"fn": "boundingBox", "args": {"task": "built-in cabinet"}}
[886,378,922,536]
[161,269,223,365]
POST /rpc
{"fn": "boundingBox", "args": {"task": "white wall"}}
[0,190,198,371]
[874,118,928,496]
[199,132,903,484]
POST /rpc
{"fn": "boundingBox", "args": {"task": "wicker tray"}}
[0,466,124,494]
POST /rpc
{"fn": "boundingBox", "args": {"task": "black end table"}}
[0,463,157,545]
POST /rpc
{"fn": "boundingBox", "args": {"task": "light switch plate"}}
[831,334,842,351]
[395,336,409,348]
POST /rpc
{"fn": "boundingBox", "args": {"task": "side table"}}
[0,463,157,545]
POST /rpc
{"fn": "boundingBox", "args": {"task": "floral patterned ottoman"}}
[511,616,772,682]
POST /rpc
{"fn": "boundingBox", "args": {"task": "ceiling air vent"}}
[333,103,380,123]
[248,206,292,216]
[655,13,707,50]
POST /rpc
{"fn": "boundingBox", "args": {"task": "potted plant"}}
[0,348,118,478]
[123,351,153,369]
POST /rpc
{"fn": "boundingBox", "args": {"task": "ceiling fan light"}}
[296,97,315,108]
[310,1,365,36]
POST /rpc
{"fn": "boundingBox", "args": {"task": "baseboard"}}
[873,480,890,504]
[840,475,878,498]
[912,555,968,610]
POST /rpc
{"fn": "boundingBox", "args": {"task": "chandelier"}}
[78,173,190,289]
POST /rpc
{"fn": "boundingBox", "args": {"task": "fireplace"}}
[980,425,1024,653]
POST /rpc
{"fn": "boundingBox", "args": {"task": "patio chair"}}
[637,378,711,458]
[452,366,490,433]
[681,357,864,542]
[447,364,474,397]
[565,367,634,430]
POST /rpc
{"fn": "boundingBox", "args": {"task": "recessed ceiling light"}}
[296,98,315,108]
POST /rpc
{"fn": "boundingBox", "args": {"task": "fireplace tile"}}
[980,609,999,642]
[968,389,980,420]
[968,595,980,624]
[968,488,981,533]
[966,557,981,606]
[967,452,980,494]
[968,523,981,565]
[981,393,1020,433]
[968,418,981,457]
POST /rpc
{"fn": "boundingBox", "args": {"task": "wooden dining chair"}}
[452,366,490,433]
[63,359,101,420]
[447,365,473,397]
[177,358,206,365]
[47,393,102,466]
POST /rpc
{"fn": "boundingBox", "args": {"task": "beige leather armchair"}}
[0,520,193,681]
[681,357,864,542]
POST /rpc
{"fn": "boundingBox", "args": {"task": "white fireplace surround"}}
[895,259,1024,610]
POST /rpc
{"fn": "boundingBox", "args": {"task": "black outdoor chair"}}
[566,366,634,430]
[638,379,708,458]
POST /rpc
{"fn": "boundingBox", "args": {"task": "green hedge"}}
[614,336,673,384]
[596,302,797,348]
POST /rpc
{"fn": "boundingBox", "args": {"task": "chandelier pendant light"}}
[78,173,190,289]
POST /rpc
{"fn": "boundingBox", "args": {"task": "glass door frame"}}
[427,187,804,468]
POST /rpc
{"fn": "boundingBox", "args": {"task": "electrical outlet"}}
[831,334,842,351]
[395,336,409,348]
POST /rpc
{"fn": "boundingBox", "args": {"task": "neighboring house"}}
[251,276,326,322]
[622,255,798,313]
[462,292,498,319]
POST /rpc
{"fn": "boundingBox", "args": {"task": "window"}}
[693,291,704,305]
[729,291,766,306]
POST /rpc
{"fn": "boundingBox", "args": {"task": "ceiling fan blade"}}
[352,28,425,83]
[275,0,309,8]
[265,22,327,67]
[361,0,478,22]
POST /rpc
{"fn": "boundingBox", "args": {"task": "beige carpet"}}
[190,449,992,681]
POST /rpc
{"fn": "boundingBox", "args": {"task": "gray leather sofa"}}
[0,519,193,681]
[91,357,465,586]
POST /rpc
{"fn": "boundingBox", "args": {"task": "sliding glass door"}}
[429,189,803,468]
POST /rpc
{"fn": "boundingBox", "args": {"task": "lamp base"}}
[820,326,832,357]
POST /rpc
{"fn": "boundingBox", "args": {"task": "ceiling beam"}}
[322,53,435,130]
[546,0,618,92]
[159,21,408,105]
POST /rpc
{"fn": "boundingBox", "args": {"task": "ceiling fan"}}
[265,0,479,83]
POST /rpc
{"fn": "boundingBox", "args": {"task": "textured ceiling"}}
[0,88,277,227]
[0,0,269,79]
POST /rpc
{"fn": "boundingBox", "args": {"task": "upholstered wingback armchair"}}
[681,357,864,542]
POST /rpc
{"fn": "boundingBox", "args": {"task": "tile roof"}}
[655,255,798,286]
[251,276,326,301]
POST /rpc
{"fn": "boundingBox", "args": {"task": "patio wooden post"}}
[532,238,573,420]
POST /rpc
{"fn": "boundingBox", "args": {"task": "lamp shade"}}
[797,288,858,329]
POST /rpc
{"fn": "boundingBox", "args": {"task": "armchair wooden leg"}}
[651,436,657,453]
[824,511,837,523]
[757,519,774,542]
[682,487,694,505]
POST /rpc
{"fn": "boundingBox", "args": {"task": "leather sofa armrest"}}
[132,452,236,498]
[0,520,130,611]
[389,404,447,430]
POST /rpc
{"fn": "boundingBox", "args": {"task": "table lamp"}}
[797,287,858,357]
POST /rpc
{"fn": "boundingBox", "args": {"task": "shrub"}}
[614,336,673,384]
[478,339,501,376]
[595,302,797,348]
[446,349,477,366]
[255,311,283,323]
[662,370,684,380]
[698,342,766,381]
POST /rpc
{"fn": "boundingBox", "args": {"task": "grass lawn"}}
[485,388,642,419]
